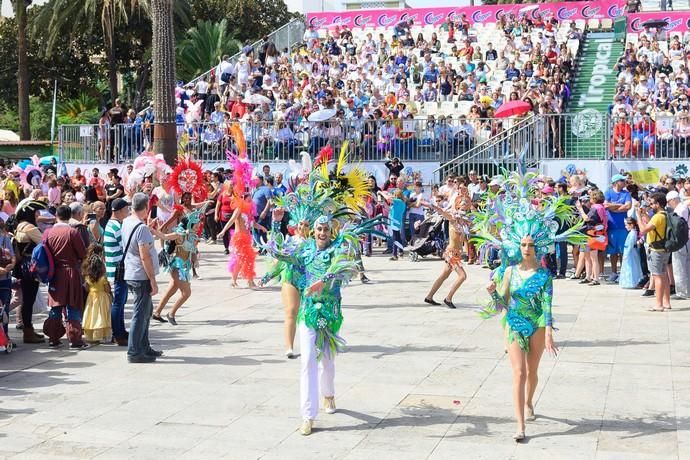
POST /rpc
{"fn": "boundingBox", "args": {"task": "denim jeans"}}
[408,213,424,245]
[111,279,129,339]
[127,280,153,358]
[557,242,568,276]
[0,278,11,336]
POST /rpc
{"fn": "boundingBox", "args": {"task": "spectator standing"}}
[43,205,88,349]
[604,175,632,283]
[667,191,690,300]
[385,157,404,176]
[637,192,672,311]
[253,176,274,245]
[408,181,427,245]
[121,193,161,363]
[104,198,131,346]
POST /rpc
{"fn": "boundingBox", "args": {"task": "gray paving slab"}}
[1,242,689,459]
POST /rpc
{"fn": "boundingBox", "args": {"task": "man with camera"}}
[636,192,671,311]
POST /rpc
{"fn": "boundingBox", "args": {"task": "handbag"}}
[115,222,143,283]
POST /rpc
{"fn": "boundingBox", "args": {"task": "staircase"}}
[563,32,623,158]
[434,116,542,181]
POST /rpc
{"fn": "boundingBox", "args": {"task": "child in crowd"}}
[81,244,112,343]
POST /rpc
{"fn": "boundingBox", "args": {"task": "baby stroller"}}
[407,213,446,262]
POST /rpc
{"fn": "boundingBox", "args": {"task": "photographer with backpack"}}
[665,191,690,300]
[636,192,686,312]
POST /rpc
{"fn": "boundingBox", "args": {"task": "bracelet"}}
[490,291,502,303]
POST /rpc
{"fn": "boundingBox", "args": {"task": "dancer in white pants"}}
[300,322,336,420]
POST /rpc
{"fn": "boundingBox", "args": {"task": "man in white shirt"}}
[667,191,690,299]
[217,55,234,85]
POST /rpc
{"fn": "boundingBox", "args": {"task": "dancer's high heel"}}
[513,431,525,442]
[526,406,536,421]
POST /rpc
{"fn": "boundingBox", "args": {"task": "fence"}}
[60,117,506,164]
[186,18,306,87]
[58,113,690,165]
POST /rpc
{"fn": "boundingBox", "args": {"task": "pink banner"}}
[626,12,690,33]
[306,1,626,30]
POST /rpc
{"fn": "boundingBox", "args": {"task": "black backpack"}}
[653,210,689,252]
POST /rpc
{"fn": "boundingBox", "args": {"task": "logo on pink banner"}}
[307,0,625,29]
[627,12,690,33]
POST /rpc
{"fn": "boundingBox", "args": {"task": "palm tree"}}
[56,94,101,124]
[33,0,148,103]
[12,0,32,140]
[151,0,176,166]
[176,19,239,82]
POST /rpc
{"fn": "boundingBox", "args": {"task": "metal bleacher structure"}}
[57,2,690,185]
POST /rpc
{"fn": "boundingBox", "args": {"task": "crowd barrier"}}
[57,113,690,165]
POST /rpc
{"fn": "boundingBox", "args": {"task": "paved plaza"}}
[2,242,690,459]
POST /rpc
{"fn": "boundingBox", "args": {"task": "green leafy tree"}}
[189,0,297,42]
[176,19,239,82]
[56,94,101,125]
[33,0,151,103]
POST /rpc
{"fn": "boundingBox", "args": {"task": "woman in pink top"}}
[47,179,61,208]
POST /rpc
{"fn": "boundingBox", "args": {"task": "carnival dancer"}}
[218,193,267,288]
[153,156,209,323]
[423,183,472,309]
[152,210,205,324]
[260,184,337,358]
[473,154,586,442]
[264,214,373,436]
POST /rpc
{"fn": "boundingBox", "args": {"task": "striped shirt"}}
[103,219,123,282]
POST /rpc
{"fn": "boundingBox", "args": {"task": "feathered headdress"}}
[311,142,369,211]
[130,150,170,189]
[167,155,207,202]
[471,145,587,263]
[227,123,256,216]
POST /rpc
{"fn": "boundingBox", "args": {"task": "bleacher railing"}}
[434,115,543,180]
[186,18,306,87]
[58,113,690,166]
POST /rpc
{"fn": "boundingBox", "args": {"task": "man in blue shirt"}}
[253,176,274,245]
[604,174,632,283]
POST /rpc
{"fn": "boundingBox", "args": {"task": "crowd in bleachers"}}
[611,28,690,158]
[96,13,584,163]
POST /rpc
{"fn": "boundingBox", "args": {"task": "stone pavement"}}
[1,242,690,460]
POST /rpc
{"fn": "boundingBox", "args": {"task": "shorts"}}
[648,250,670,276]
[443,248,463,270]
[606,228,628,255]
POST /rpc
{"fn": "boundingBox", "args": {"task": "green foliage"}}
[56,94,101,125]
[0,96,49,139]
[189,0,297,42]
[29,97,53,140]
[176,19,239,82]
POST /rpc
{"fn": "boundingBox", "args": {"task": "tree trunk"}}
[107,48,119,103]
[151,0,177,166]
[15,0,31,140]
[134,62,150,112]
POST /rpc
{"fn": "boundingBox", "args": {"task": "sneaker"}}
[671,294,687,301]
[128,354,157,364]
[166,314,178,326]
[641,289,655,297]
[606,273,619,284]
[48,340,62,348]
[300,419,313,436]
[286,349,296,359]
[324,397,337,414]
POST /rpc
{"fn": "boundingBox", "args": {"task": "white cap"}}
[667,190,680,202]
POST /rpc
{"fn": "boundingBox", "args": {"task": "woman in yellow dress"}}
[81,244,112,343]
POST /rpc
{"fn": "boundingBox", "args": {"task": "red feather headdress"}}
[167,156,207,202]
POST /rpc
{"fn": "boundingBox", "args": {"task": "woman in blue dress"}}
[619,217,643,289]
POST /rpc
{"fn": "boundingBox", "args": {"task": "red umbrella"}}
[494,100,532,118]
